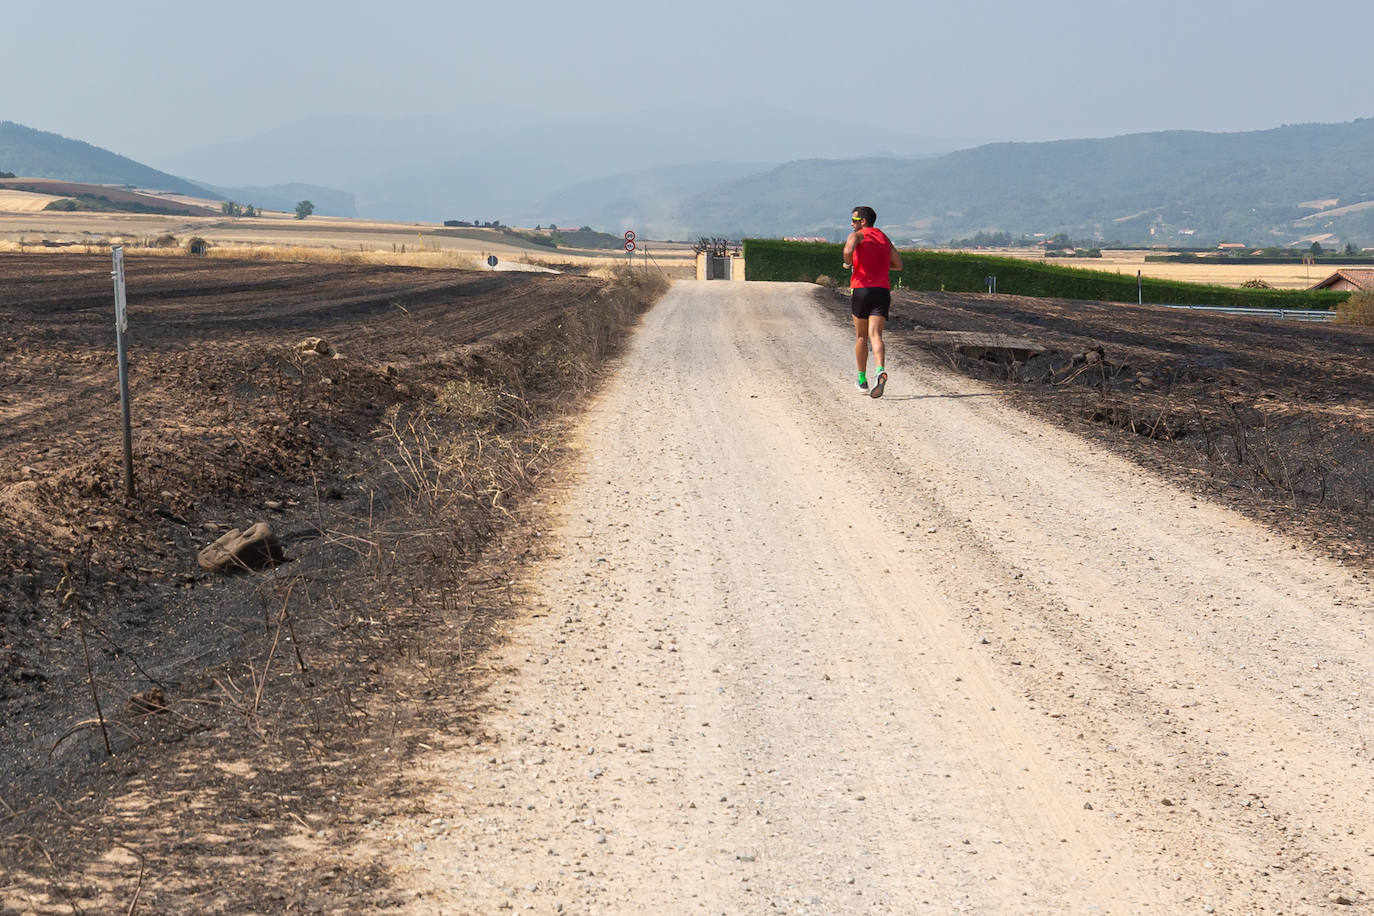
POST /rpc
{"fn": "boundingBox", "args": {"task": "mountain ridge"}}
[0,121,356,217]
[672,118,1374,245]
[0,121,217,200]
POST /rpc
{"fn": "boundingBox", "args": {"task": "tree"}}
[295,200,315,220]
[244,204,258,217]
[1310,240,1324,255]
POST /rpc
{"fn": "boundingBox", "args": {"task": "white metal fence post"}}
[111,247,135,499]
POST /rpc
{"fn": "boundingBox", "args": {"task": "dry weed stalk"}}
[52,561,116,759]
[1335,290,1374,326]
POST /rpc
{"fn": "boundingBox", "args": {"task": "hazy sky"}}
[5,0,1372,167]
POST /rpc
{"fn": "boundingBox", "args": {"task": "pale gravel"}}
[381,281,1374,914]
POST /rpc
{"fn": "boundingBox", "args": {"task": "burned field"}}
[0,253,661,911]
[870,289,1374,565]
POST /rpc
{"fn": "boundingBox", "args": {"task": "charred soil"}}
[836,288,1374,566]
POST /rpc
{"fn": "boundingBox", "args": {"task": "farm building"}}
[1310,268,1374,291]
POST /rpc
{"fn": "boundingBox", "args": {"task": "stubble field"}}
[0,206,700,277]
[989,247,1361,289]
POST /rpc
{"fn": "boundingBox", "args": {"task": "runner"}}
[842,206,902,398]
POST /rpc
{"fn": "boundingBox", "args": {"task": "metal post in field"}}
[111,246,135,500]
[1138,269,1143,305]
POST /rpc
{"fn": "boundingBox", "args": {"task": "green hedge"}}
[742,239,1349,311]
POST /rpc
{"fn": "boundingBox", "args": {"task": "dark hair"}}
[852,205,877,226]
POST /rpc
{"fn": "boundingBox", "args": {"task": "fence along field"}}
[743,239,1351,310]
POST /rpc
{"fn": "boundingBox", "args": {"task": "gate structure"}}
[695,237,743,281]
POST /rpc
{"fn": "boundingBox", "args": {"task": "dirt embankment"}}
[0,253,664,912]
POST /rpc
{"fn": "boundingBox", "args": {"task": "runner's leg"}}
[868,314,886,373]
[854,316,869,375]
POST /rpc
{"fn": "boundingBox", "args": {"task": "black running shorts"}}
[851,286,891,320]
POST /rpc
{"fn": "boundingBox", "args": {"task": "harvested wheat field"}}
[0,190,62,212]
[4,268,1374,913]
[971,247,1371,290]
[1092,252,1361,290]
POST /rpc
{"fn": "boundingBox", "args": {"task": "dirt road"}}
[378,281,1374,914]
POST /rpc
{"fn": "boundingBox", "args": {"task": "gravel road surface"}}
[379,281,1374,914]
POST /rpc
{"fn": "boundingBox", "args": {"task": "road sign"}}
[624,230,636,242]
[624,240,636,252]
[487,255,498,267]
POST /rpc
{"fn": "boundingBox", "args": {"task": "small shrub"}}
[1335,290,1374,326]
[814,274,838,288]
[1241,278,1273,289]
[436,377,498,424]
[151,233,178,248]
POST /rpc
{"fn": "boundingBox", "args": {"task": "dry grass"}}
[1335,290,1374,326]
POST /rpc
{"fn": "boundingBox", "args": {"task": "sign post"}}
[111,247,135,500]
[624,230,636,266]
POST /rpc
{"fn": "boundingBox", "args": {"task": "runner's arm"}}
[889,244,903,271]
[842,230,860,268]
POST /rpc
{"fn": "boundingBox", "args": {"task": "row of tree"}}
[220,201,258,217]
[219,200,315,220]
[442,220,596,232]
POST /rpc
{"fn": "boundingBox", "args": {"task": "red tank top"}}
[851,227,893,289]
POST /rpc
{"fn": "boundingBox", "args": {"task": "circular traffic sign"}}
[624,240,636,252]
[487,255,498,267]
[624,230,636,242]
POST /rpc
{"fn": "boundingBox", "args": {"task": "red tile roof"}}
[1313,269,1374,290]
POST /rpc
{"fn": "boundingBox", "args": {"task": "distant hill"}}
[0,178,218,216]
[158,106,968,223]
[517,161,776,238]
[671,118,1374,246]
[0,121,218,199]
[0,121,356,217]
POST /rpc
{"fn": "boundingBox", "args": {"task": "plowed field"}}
[0,253,599,797]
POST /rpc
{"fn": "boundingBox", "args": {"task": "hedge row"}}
[742,239,1349,311]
